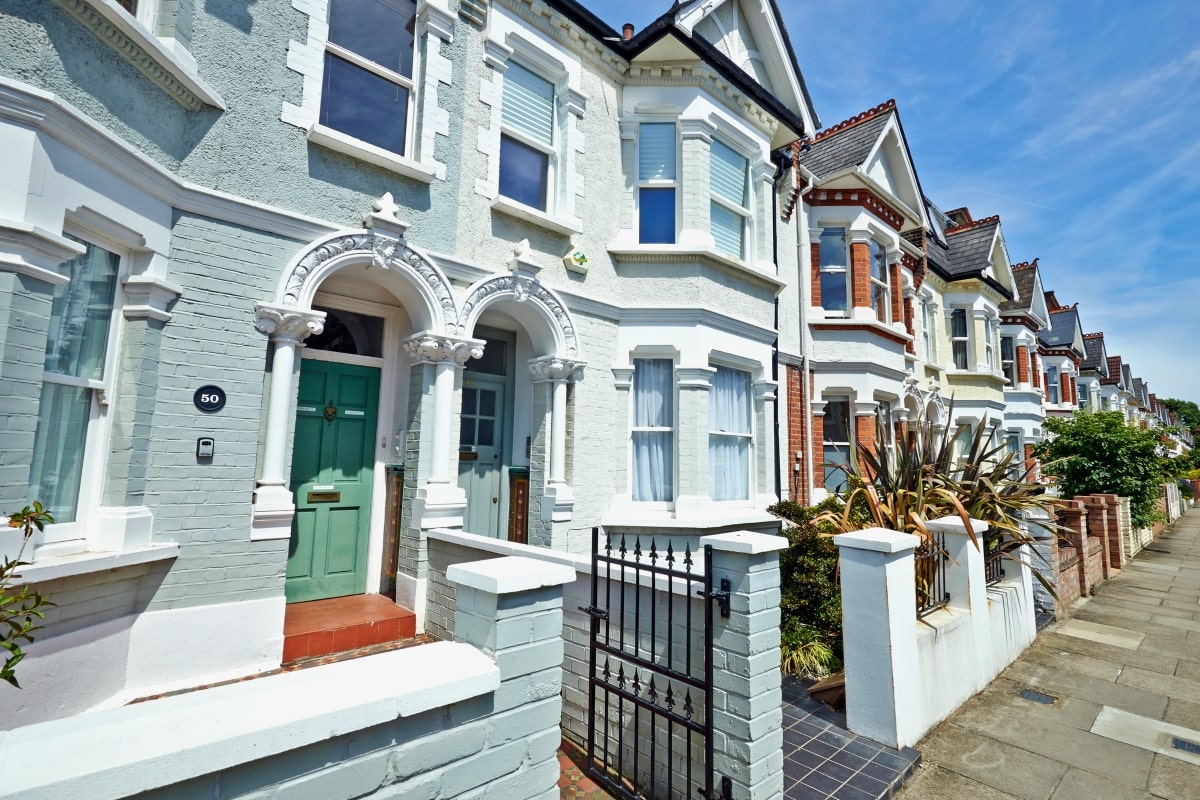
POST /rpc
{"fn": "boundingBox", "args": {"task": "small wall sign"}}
[194,385,227,413]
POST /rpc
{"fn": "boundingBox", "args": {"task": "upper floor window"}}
[869,241,891,323]
[1000,336,1016,385]
[499,62,556,211]
[116,0,138,12]
[631,359,674,503]
[709,366,752,501]
[920,298,933,361]
[819,228,849,315]
[983,318,995,371]
[29,238,122,540]
[823,398,852,493]
[638,123,677,244]
[710,140,750,259]
[950,309,969,369]
[1045,365,1060,404]
[320,0,417,158]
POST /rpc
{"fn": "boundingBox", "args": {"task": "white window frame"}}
[822,396,853,494]
[709,138,752,261]
[114,0,158,30]
[949,308,970,370]
[920,297,933,361]
[818,226,851,317]
[708,363,754,503]
[869,240,891,324]
[31,233,128,552]
[629,355,677,509]
[319,0,419,161]
[497,57,560,214]
[1046,365,1061,404]
[983,316,996,372]
[876,400,896,463]
[636,121,679,244]
[1000,335,1016,385]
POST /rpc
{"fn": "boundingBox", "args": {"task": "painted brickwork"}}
[0,273,54,510]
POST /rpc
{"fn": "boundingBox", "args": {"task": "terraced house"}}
[0,0,820,737]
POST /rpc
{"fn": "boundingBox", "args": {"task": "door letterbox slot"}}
[307,491,341,503]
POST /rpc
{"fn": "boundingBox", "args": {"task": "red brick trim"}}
[806,188,904,231]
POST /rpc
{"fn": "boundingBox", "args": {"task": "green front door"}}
[286,360,380,603]
[458,375,506,537]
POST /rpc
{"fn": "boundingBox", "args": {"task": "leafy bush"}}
[1035,411,1172,529]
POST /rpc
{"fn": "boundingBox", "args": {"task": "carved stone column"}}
[529,355,585,525]
[252,302,325,540]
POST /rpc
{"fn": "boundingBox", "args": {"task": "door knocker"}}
[324,401,337,422]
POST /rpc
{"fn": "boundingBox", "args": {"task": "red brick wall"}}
[1024,443,1038,481]
[1060,372,1071,406]
[1081,496,1112,578]
[810,242,821,307]
[903,296,915,354]
[1058,501,1093,596]
[785,365,809,505]
[850,242,871,309]
[889,262,903,324]
[1017,345,1030,384]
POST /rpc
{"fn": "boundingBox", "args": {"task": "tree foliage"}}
[3,502,55,688]
[1160,397,1200,434]
[1034,411,1171,529]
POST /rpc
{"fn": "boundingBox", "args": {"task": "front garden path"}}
[898,508,1200,799]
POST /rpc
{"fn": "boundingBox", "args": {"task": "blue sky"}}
[596,1,1200,404]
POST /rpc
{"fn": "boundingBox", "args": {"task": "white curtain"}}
[709,366,751,501]
[632,359,674,502]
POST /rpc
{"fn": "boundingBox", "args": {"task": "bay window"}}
[950,308,969,369]
[920,298,933,361]
[983,317,996,371]
[709,366,751,501]
[29,238,122,538]
[499,62,556,211]
[710,140,750,259]
[319,0,418,158]
[870,241,891,323]
[819,228,849,314]
[1001,336,1016,385]
[638,123,677,244]
[823,398,852,493]
[631,359,675,502]
[1046,365,1060,404]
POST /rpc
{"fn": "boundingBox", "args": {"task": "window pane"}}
[320,52,409,155]
[632,431,673,501]
[632,359,673,428]
[502,63,554,146]
[1000,337,1014,361]
[819,228,847,268]
[499,134,550,210]
[639,123,676,181]
[45,239,120,380]
[711,202,745,258]
[467,337,508,376]
[823,445,849,493]
[479,389,496,417]
[328,0,416,78]
[29,382,92,524]
[462,387,477,416]
[710,436,749,501]
[460,415,474,447]
[870,241,886,280]
[639,188,676,244]
[477,419,495,447]
[307,306,385,357]
[709,367,751,434]
[710,140,747,206]
[824,399,850,443]
[820,271,847,313]
[953,341,969,370]
[951,309,967,338]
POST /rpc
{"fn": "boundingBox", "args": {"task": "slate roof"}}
[1000,262,1038,312]
[945,219,999,278]
[1102,356,1124,386]
[1039,308,1081,352]
[797,110,891,179]
[1123,364,1135,394]
[1082,334,1108,373]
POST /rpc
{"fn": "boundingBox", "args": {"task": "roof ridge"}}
[945,214,1000,235]
[806,99,896,145]
[1083,332,1105,339]
[1011,258,1039,271]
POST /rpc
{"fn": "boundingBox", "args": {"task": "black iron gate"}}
[581,526,731,800]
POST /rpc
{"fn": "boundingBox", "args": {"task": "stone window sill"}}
[308,124,438,184]
[52,0,226,111]
[607,244,784,290]
[13,543,179,585]
[490,196,582,237]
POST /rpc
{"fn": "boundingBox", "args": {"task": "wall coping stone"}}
[925,516,988,534]
[700,531,790,555]
[0,642,497,800]
[834,528,918,554]
[447,556,576,595]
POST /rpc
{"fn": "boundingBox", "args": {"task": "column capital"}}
[404,332,485,366]
[528,355,585,383]
[253,303,325,343]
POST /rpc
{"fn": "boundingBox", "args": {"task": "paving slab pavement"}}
[899,509,1200,799]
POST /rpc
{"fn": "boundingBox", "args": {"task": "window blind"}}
[502,63,554,146]
[639,123,677,181]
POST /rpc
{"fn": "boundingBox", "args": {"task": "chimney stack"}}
[623,23,635,41]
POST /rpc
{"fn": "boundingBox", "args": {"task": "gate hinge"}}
[697,577,732,618]
[699,775,734,800]
[579,605,609,620]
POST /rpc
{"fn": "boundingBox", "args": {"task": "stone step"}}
[283,594,417,663]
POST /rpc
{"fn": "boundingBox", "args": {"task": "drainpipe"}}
[796,163,817,500]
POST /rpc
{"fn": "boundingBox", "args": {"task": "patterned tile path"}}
[783,676,922,799]
[558,739,613,800]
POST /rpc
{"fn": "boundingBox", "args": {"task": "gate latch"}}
[579,605,609,621]
[698,577,732,618]
[699,776,734,800]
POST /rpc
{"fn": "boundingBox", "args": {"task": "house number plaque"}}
[193,385,227,413]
